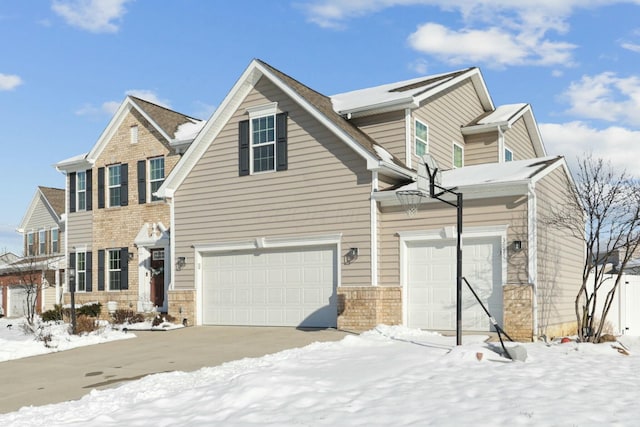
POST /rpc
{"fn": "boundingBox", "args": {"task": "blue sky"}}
[2,0,640,253]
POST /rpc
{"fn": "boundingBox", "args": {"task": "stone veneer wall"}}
[167,289,196,326]
[337,286,402,332]
[503,284,534,342]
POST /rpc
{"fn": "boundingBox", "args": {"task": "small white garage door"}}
[202,245,337,327]
[8,285,29,318]
[406,236,503,331]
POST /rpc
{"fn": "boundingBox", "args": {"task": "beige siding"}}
[378,196,528,286]
[67,210,92,249]
[535,167,584,334]
[505,117,536,161]
[412,80,486,170]
[351,110,406,162]
[464,132,499,166]
[174,76,373,290]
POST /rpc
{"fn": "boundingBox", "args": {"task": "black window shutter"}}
[239,120,250,176]
[86,169,93,211]
[120,247,129,290]
[86,251,93,292]
[137,160,146,204]
[276,112,288,171]
[69,252,76,290]
[97,168,105,209]
[69,173,76,213]
[121,163,129,206]
[98,249,105,291]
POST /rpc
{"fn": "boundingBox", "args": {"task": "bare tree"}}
[546,154,640,343]
[2,257,52,327]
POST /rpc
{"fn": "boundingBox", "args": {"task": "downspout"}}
[498,125,505,162]
[168,195,176,292]
[405,109,412,169]
[528,182,538,339]
[371,171,379,287]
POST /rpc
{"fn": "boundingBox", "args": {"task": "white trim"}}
[504,146,514,163]
[404,108,412,169]
[246,102,278,117]
[371,171,379,287]
[528,182,538,338]
[452,142,464,168]
[399,225,508,326]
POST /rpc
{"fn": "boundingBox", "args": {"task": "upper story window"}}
[415,120,428,157]
[38,229,46,254]
[77,171,87,211]
[149,157,165,202]
[108,249,122,291]
[504,147,514,162]
[453,143,464,168]
[76,252,86,292]
[130,125,138,144]
[108,164,122,207]
[251,115,276,173]
[27,232,34,256]
[239,103,288,177]
[52,228,59,253]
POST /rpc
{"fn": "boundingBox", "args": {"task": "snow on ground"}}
[2,324,640,426]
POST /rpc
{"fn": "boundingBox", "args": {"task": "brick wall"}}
[503,284,534,341]
[167,290,196,326]
[337,286,402,332]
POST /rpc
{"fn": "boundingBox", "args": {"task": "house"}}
[55,96,205,315]
[156,59,584,341]
[0,186,65,317]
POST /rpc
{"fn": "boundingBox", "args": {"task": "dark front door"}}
[150,249,165,308]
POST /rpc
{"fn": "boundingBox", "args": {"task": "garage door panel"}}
[202,245,337,327]
[407,237,502,332]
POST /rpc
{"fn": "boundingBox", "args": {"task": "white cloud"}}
[540,121,640,176]
[0,73,23,91]
[52,0,131,33]
[301,0,622,67]
[408,58,429,74]
[562,72,640,126]
[621,41,640,53]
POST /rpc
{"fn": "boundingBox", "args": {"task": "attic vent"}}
[130,125,138,144]
[388,69,469,93]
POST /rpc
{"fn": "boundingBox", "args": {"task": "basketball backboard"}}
[417,153,441,194]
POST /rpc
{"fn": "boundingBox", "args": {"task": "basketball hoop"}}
[396,190,426,217]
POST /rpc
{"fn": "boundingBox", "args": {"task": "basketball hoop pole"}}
[425,162,464,346]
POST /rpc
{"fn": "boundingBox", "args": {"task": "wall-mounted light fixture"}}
[344,248,359,265]
[128,252,134,261]
[176,256,186,271]
[512,240,522,251]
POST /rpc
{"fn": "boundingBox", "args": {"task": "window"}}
[77,171,86,211]
[504,147,514,162]
[453,143,464,168]
[149,157,165,202]
[415,120,428,157]
[52,228,59,253]
[251,115,276,173]
[27,232,34,256]
[77,252,86,292]
[130,125,138,144]
[108,249,121,291]
[38,229,46,254]
[108,165,121,207]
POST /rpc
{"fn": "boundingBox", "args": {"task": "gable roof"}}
[461,103,547,157]
[158,59,417,198]
[375,155,568,204]
[55,97,204,173]
[17,186,65,232]
[330,67,494,118]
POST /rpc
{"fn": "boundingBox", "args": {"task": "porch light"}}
[176,257,186,271]
[68,265,77,334]
[344,248,359,265]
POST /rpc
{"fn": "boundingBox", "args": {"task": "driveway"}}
[0,326,349,414]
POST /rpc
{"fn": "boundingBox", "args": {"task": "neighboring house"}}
[55,96,204,315]
[156,59,584,341]
[0,187,65,317]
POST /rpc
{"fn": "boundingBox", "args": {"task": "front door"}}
[150,249,165,308]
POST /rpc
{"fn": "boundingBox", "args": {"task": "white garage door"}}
[202,245,337,327]
[406,236,503,331]
[8,285,29,318]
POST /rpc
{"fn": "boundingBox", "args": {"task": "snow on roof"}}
[330,69,469,114]
[476,103,527,125]
[394,156,562,192]
[173,118,206,141]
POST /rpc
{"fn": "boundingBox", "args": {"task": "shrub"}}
[41,304,64,322]
[111,309,144,325]
[77,302,102,318]
[75,315,99,334]
[151,313,176,327]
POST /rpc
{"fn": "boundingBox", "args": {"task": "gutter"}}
[528,182,539,339]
